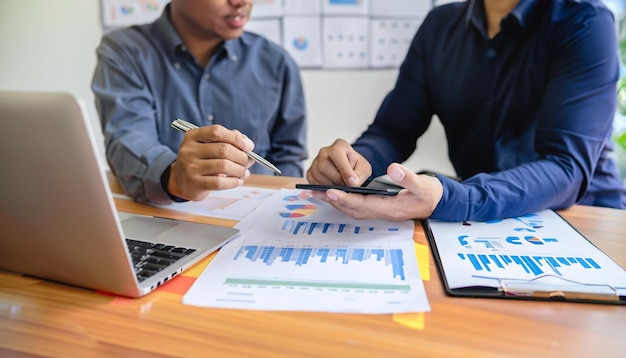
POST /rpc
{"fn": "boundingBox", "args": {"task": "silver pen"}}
[171,119,282,175]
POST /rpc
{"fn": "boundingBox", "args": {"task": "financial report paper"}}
[183,189,431,314]
[155,186,277,220]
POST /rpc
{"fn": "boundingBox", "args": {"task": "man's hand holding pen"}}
[167,122,255,201]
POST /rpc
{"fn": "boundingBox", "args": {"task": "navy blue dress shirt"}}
[353,0,626,221]
[92,6,307,204]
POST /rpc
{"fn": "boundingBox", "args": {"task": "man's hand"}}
[167,124,254,201]
[306,139,372,187]
[313,163,444,221]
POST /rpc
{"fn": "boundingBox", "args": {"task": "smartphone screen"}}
[295,184,400,196]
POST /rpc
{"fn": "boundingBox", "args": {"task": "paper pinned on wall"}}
[370,18,422,68]
[250,0,283,19]
[246,18,282,45]
[370,0,432,18]
[282,16,323,68]
[322,17,369,69]
[322,0,370,16]
[284,0,322,15]
[101,0,169,28]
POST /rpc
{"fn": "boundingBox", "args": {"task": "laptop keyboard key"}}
[125,239,196,283]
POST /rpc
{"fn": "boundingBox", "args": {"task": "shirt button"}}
[204,74,210,81]
[207,114,214,122]
[174,63,181,70]
[486,48,496,58]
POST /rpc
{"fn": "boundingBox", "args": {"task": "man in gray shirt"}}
[92,0,307,204]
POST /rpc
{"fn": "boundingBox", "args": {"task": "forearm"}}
[431,157,584,222]
[106,137,177,204]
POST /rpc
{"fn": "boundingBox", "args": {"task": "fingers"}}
[313,163,444,221]
[387,163,408,187]
[387,163,443,214]
[186,124,254,153]
[306,139,372,186]
[169,160,248,201]
[320,189,412,221]
[168,125,255,201]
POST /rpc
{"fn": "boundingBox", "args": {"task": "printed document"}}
[183,189,430,313]
[154,186,277,220]
[427,210,626,298]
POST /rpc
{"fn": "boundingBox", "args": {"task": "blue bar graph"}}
[329,0,359,4]
[234,245,406,280]
[456,253,602,277]
[281,219,400,236]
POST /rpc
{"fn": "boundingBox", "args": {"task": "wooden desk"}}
[1,174,625,357]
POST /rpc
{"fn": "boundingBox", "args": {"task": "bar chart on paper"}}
[204,242,414,311]
[234,244,407,281]
[280,219,401,235]
[457,253,602,277]
[427,210,626,294]
[182,189,431,313]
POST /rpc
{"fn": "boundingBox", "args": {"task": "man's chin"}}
[222,29,246,40]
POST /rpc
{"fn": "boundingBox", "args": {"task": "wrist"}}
[160,162,188,202]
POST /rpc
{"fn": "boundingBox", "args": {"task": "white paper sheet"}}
[246,18,283,45]
[370,0,431,18]
[101,0,169,28]
[152,186,277,221]
[369,18,422,68]
[284,0,322,15]
[251,0,283,18]
[282,16,323,68]
[322,17,369,69]
[183,189,431,313]
[427,210,626,297]
[322,0,369,16]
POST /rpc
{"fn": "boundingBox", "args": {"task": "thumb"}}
[387,163,413,188]
[387,163,444,216]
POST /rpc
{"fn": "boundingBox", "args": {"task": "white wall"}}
[0,0,454,177]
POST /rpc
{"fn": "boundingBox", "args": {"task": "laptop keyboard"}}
[125,239,196,282]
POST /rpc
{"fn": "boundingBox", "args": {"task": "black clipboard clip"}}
[474,275,622,303]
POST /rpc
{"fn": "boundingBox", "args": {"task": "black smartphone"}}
[295,184,400,196]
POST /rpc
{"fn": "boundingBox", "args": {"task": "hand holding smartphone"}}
[295,184,400,196]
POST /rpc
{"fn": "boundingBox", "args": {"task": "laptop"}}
[0,91,239,297]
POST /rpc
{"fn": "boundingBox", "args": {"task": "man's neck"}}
[483,0,519,38]
[170,15,222,68]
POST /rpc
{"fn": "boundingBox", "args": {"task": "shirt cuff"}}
[430,175,469,221]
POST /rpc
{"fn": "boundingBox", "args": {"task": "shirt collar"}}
[153,4,182,55]
[223,36,242,63]
[465,0,539,33]
[153,3,240,63]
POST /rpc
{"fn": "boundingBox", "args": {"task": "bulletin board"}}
[100,0,459,69]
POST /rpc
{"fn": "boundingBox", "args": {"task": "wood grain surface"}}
[1,174,624,357]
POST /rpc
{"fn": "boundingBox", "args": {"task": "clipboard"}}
[423,210,626,304]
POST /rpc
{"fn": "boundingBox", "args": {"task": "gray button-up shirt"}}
[92,6,307,204]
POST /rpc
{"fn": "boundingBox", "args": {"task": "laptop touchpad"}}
[121,216,178,240]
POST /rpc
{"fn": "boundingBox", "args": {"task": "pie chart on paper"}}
[278,204,317,218]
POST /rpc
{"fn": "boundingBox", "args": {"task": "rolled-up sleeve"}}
[91,34,176,204]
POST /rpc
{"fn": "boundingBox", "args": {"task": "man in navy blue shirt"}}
[92,0,307,204]
[306,0,626,221]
